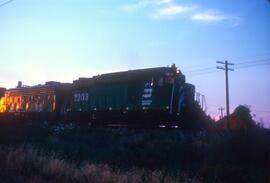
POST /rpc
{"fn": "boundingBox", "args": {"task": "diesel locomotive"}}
[0,65,195,127]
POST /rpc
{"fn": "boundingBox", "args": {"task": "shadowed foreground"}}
[0,123,269,183]
[0,146,199,183]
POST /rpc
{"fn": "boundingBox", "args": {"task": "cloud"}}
[154,5,198,17]
[121,0,172,12]
[121,1,241,26]
[122,0,198,19]
[191,11,227,22]
[147,0,173,5]
[191,11,241,26]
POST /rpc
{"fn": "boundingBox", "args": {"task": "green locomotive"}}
[69,65,195,127]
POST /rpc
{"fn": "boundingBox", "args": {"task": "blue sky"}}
[0,0,270,127]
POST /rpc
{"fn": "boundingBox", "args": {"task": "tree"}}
[232,105,256,128]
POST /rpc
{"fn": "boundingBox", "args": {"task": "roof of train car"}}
[73,66,183,86]
[5,82,71,96]
[1,66,184,93]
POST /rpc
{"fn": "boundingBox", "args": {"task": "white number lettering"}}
[74,93,89,102]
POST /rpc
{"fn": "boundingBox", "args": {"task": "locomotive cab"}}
[163,66,195,126]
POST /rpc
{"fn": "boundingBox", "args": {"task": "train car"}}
[0,81,72,123]
[0,87,6,113]
[0,87,5,97]
[69,65,195,127]
[0,65,195,127]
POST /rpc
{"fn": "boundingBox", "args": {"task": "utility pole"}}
[216,60,234,128]
[218,107,225,119]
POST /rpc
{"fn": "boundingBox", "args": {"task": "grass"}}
[0,146,199,183]
[0,122,269,182]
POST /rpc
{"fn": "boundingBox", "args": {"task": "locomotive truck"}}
[0,65,195,127]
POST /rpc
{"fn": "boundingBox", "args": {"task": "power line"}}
[229,52,270,61]
[252,109,270,114]
[184,67,215,74]
[236,58,270,65]
[0,0,14,7]
[182,56,270,73]
[236,62,270,69]
[186,70,220,77]
[183,58,270,76]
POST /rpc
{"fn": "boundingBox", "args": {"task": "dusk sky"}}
[0,0,270,127]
